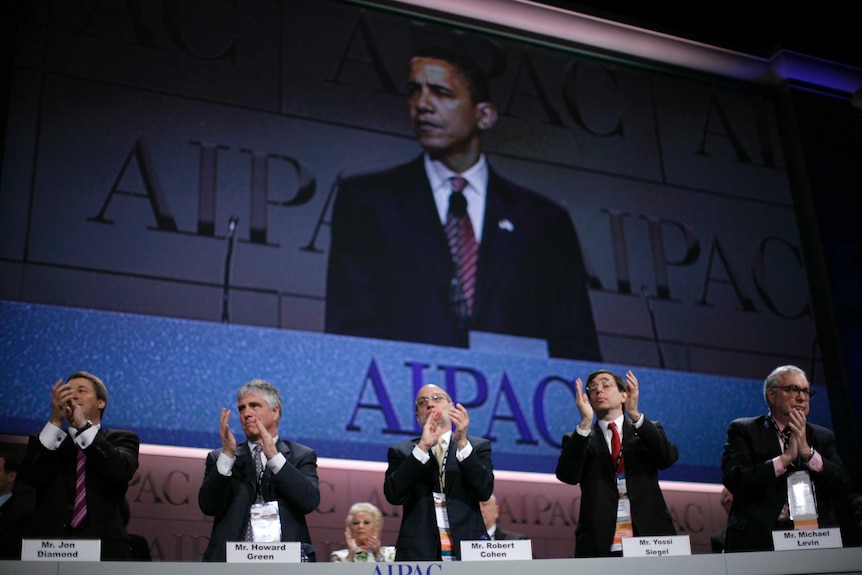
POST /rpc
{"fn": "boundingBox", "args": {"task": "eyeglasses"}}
[586,382,619,394]
[416,393,449,407]
[774,385,816,399]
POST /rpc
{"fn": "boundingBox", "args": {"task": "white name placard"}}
[460,539,533,561]
[22,539,101,561]
[622,535,691,557]
[226,541,301,563]
[772,528,843,551]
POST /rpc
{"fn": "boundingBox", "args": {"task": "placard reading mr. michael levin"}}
[772,528,842,551]
[461,539,533,561]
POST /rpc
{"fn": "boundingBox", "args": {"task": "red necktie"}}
[444,176,478,319]
[609,422,624,472]
[70,447,87,528]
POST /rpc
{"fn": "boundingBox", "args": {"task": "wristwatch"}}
[805,446,815,461]
[78,419,93,433]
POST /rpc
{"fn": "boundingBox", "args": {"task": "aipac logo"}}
[371,563,444,575]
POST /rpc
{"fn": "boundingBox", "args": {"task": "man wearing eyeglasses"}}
[383,384,494,561]
[555,369,679,557]
[721,365,849,552]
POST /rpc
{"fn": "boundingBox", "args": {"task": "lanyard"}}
[438,447,450,491]
[768,415,792,451]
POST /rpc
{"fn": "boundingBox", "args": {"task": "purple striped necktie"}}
[444,176,478,320]
[244,444,264,541]
[70,447,87,528]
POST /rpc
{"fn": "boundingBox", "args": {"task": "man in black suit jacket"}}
[119,497,151,561]
[480,494,527,541]
[199,379,320,562]
[325,46,601,361]
[709,486,732,553]
[19,372,140,560]
[721,365,849,552]
[555,369,678,557]
[0,453,35,559]
[384,384,494,561]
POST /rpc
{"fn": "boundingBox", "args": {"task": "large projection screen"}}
[0,0,829,484]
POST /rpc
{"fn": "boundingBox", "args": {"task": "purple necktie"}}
[244,444,264,541]
[70,447,87,528]
[444,176,478,320]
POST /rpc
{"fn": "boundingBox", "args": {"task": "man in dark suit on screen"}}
[19,372,139,560]
[384,384,493,561]
[325,46,601,361]
[199,379,320,561]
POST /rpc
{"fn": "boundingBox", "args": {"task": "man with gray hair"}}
[199,379,320,561]
[721,365,849,552]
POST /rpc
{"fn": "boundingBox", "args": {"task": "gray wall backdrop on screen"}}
[0,0,817,381]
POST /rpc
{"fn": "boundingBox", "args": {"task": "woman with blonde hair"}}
[330,502,395,562]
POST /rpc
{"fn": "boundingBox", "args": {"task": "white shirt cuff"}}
[267,452,286,475]
[456,440,473,461]
[413,445,431,463]
[39,422,67,450]
[217,452,235,476]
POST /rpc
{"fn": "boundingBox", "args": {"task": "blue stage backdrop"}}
[0,300,833,483]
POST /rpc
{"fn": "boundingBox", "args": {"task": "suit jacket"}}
[710,526,727,553]
[198,439,320,562]
[384,434,494,561]
[19,428,140,560]
[721,415,849,552]
[555,418,678,557]
[0,486,36,559]
[325,156,601,361]
[493,526,527,540]
[128,532,151,561]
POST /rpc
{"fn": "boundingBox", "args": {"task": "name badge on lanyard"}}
[616,473,627,496]
[249,501,282,542]
[787,470,819,529]
[433,492,454,561]
[612,476,633,552]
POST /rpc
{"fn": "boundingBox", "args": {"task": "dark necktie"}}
[609,422,624,472]
[444,176,478,323]
[70,447,87,528]
[244,444,264,541]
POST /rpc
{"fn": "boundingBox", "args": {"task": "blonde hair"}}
[345,502,384,529]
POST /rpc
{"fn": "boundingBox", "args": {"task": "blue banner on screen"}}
[0,300,832,483]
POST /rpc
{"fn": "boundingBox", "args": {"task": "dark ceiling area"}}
[536,1,860,70]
